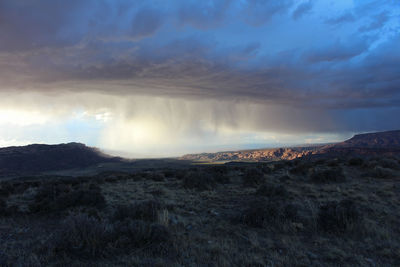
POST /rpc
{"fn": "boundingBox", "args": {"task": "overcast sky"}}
[0,0,399,156]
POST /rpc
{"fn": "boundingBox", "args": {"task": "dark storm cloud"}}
[292,1,314,20]
[129,7,165,40]
[177,0,232,29]
[0,0,88,51]
[0,0,399,134]
[348,35,400,103]
[325,12,356,25]
[305,39,369,63]
[359,12,389,32]
[241,0,294,26]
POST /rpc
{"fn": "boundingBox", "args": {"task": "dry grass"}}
[0,156,399,266]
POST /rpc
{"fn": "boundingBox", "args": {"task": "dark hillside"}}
[332,130,400,148]
[0,143,120,176]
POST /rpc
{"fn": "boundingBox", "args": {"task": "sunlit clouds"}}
[0,91,352,156]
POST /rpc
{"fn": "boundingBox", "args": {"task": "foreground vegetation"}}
[1,156,400,266]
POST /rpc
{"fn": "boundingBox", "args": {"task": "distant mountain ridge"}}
[181,130,400,162]
[0,142,120,176]
[327,130,400,149]
[1,130,399,176]
[314,130,400,158]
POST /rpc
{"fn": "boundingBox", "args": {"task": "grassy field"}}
[42,159,193,177]
[1,156,400,266]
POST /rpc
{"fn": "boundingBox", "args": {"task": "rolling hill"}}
[325,130,400,149]
[0,142,120,176]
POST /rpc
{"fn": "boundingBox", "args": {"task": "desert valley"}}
[0,130,400,266]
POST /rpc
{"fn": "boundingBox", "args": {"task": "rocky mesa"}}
[181,130,400,162]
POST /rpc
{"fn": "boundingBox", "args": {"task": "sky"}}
[0,0,399,157]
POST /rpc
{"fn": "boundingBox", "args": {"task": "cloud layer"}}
[0,0,399,155]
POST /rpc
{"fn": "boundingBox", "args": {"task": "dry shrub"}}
[370,166,395,179]
[273,161,288,170]
[0,250,7,266]
[364,159,379,169]
[212,171,230,184]
[0,182,14,197]
[181,167,230,190]
[239,200,298,228]
[174,169,187,180]
[279,175,291,183]
[379,158,399,170]
[112,200,162,222]
[205,166,230,184]
[112,219,171,251]
[107,177,121,183]
[256,184,288,199]
[310,167,346,183]
[148,172,165,182]
[242,168,264,187]
[289,162,313,175]
[205,165,228,175]
[51,212,172,259]
[239,201,279,228]
[163,169,175,178]
[347,157,364,166]
[4,182,30,195]
[52,213,112,258]
[260,164,273,174]
[0,198,7,216]
[182,171,215,191]
[317,199,363,234]
[29,183,105,214]
[315,159,327,165]
[326,159,340,167]
[0,198,18,217]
